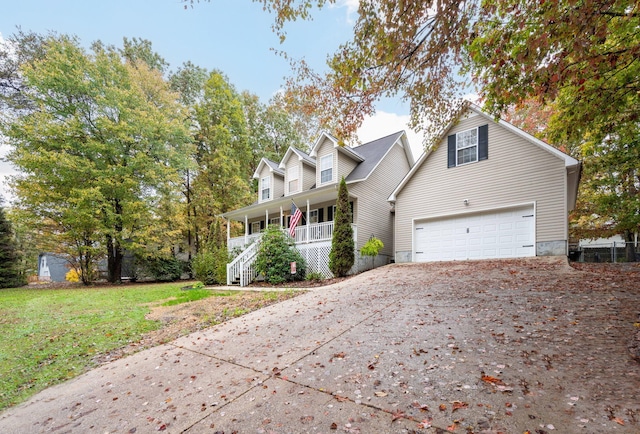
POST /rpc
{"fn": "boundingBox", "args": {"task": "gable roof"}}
[346,131,414,182]
[252,157,284,179]
[309,131,365,162]
[388,102,581,203]
[279,146,316,169]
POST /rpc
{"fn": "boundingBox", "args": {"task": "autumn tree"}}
[1,34,193,283]
[190,71,253,251]
[329,177,354,277]
[242,91,312,178]
[187,1,638,153]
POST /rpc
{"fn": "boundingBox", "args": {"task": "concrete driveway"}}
[1,257,638,433]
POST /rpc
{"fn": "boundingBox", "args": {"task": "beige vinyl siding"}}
[316,139,336,186]
[337,152,358,182]
[273,173,284,199]
[302,163,315,191]
[350,141,411,254]
[284,157,300,196]
[394,112,567,254]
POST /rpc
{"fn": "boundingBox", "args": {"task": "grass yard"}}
[0,282,301,411]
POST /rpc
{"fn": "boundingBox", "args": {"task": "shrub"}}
[329,177,355,277]
[254,225,306,284]
[305,271,324,282]
[139,256,185,282]
[192,247,229,285]
[360,236,384,269]
[65,269,80,282]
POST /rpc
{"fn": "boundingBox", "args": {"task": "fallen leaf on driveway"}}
[613,417,625,425]
[481,374,506,385]
[374,391,388,397]
[451,401,468,412]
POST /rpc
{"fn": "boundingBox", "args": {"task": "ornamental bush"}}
[360,236,384,269]
[192,247,229,285]
[329,177,354,277]
[254,225,306,284]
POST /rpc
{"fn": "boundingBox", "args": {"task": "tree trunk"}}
[106,235,123,283]
[625,230,637,262]
[107,199,124,283]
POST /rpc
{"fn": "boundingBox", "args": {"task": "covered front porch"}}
[223,185,356,252]
[221,187,357,286]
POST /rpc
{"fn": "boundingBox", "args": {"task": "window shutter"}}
[318,208,324,223]
[478,124,488,161]
[248,223,252,235]
[327,206,333,221]
[260,220,265,230]
[447,134,456,168]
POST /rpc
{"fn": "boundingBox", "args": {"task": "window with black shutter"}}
[447,124,488,167]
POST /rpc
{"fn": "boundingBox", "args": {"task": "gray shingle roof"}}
[265,158,284,176]
[345,131,405,182]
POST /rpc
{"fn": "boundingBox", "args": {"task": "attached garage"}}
[413,205,535,262]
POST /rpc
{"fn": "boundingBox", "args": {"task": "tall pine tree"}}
[0,204,26,288]
[329,177,354,277]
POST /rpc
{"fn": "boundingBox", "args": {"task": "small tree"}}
[192,218,229,285]
[254,225,306,284]
[360,236,384,270]
[329,177,355,277]
[0,204,27,288]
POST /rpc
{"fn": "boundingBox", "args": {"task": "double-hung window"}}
[309,209,318,224]
[456,128,478,165]
[320,154,333,184]
[448,124,488,168]
[288,166,298,193]
[261,176,271,200]
[251,221,261,234]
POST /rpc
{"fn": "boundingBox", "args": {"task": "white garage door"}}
[414,205,535,262]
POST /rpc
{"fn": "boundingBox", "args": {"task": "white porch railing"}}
[228,221,336,251]
[228,233,262,252]
[226,240,260,286]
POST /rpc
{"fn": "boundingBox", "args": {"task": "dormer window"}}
[261,176,271,200]
[288,166,298,193]
[320,154,333,184]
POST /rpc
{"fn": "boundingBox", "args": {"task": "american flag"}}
[289,203,303,237]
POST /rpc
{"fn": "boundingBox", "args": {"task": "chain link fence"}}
[569,242,639,263]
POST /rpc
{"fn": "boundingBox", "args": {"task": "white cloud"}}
[332,0,360,24]
[356,110,427,160]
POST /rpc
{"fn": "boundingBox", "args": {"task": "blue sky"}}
[0,0,424,200]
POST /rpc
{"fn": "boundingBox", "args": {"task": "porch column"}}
[265,209,269,228]
[280,206,283,228]
[244,215,248,244]
[306,199,310,243]
[226,217,230,244]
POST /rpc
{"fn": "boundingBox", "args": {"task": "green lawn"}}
[0,282,286,411]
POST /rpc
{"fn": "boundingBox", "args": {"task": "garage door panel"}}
[414,205,535,262]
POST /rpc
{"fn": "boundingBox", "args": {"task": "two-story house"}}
[222,131,415,285]
[223,103,581,286]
